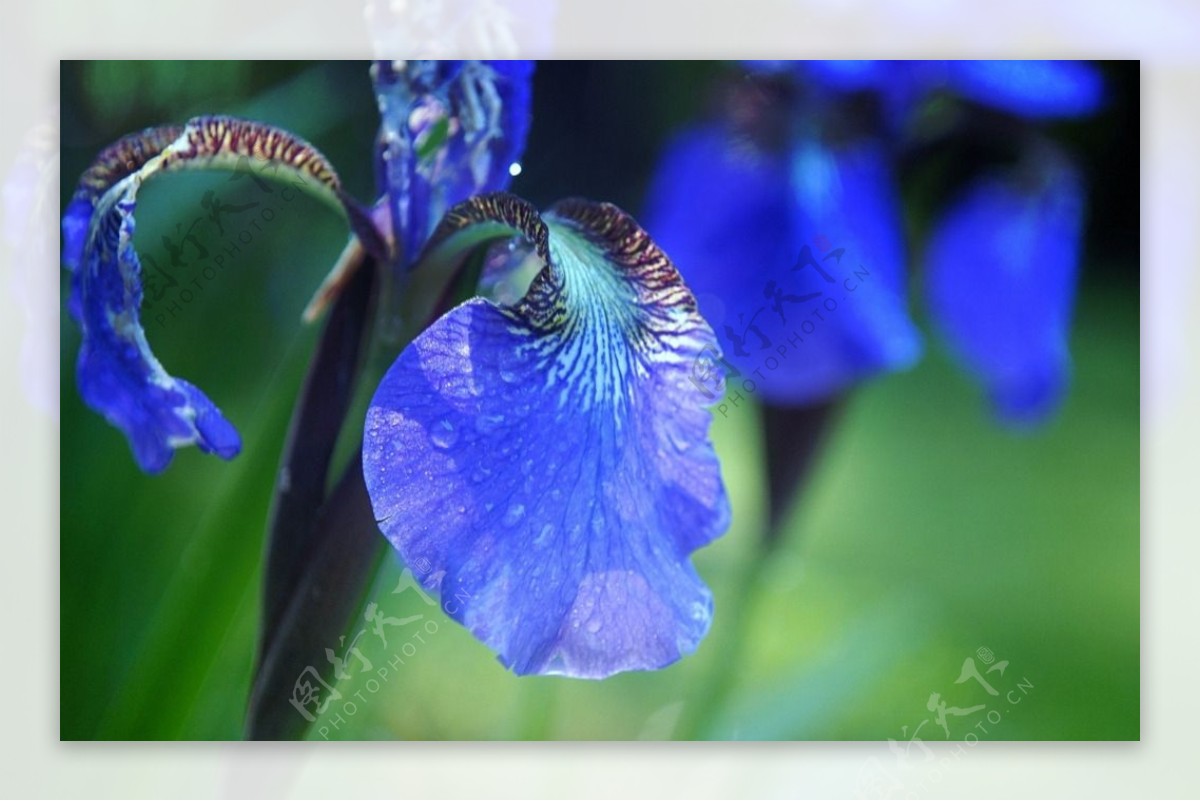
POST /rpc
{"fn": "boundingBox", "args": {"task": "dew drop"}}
[586,618,602,634]
[667,425,693,452]
[502,503,525,527]
[475,413,504,434]
[430,418,459,449]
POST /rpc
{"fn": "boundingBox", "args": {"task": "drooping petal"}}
[643,124,921,406]
[64,116,373,472]
[943,60,1104,119]
[363,194,730,678]
[372,60,534,266]
[924,158,1085,423]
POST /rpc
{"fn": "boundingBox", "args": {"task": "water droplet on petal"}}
[430,418,459,449]
[502,503,525,527]
[475,413,504,434]
[667,425,693,452]
[586,618,602,634]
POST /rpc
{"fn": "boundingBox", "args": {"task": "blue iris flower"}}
[645,125,922,405]
[787,60,1103,123]
[60,118,362,472]
[925,159,1085,423]
[373,59,534,266]
[63,61,730,678]
[646,60,1100,422]
[363,195,730,677]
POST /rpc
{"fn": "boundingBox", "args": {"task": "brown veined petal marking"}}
[60,115,382,472]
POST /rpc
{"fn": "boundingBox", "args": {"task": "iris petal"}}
[363,194,730,677]
[64,116,372,472]
[372,60,534,266]
[944,60,1103,119]
[644,125,921,405]
[783,60,1102,122]
[925,160,1085,423]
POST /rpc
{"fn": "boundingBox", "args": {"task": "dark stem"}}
[761,399,844,548]
[256,254,379,660]
[246,252,385,740]
[246,452,385,740]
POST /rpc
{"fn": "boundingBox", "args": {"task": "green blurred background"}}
[59,61,1138,741]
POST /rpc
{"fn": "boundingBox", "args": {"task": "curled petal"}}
[64,116,371,472]
[363,194,730,677]
[644,125,921,405]
[372,60,534,266]
[925,159,1085,423]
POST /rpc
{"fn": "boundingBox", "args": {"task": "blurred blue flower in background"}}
[926,157,1085,423]
[647,60,1100,423]
[646,124,921,405]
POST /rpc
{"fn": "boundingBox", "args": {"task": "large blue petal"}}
[643,125,921,405]
[924,160,1085,423]
[944,60,1103,119]
[372,60,534,267]
[64,117,368,471]
[363,195,730,677]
